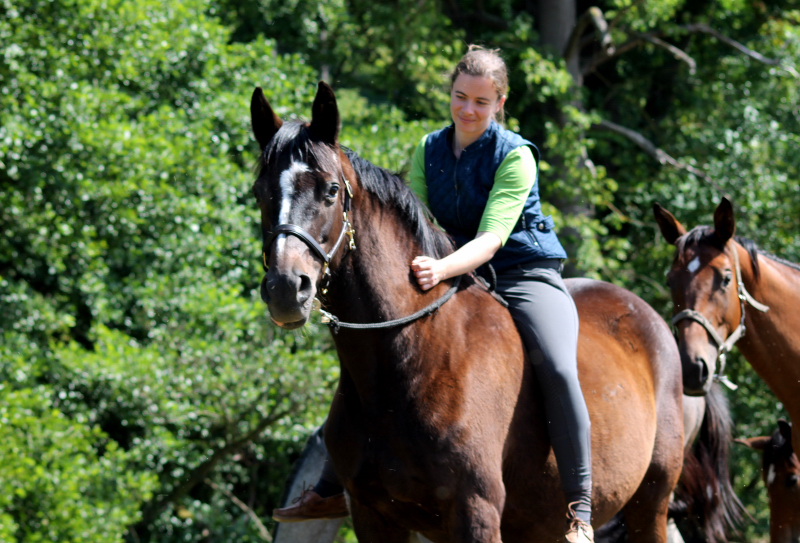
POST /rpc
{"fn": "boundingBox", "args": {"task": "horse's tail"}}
[670,383,746,542]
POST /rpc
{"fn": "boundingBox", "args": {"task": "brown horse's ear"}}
[735,436,771,451]
[251,87,283,150]
[778,419,793,447]
[653,203,687,245]
[309,81,340,145]
[713,196,736,244]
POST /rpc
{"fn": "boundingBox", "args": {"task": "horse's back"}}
[502,279,684,541]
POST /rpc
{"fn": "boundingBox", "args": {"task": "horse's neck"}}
[324,199,443,407]
[737,245,800,416]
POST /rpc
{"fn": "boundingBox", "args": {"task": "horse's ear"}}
[251,87,283,150]
[309,81,340,145]
[778,419,793,446]
[734,436,771,451]
[713,196,736,244]
[653,202,686,245]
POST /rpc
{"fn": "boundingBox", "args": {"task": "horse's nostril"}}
[787,475,799,488]
[694,356,710,383]
[297,274,312,303]
[260,276,271,304]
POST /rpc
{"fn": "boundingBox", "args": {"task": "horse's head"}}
[654,197,742,395]
[737,420,800,542]
[251,82,356,329]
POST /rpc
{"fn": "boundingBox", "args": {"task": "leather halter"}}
[671,242,769,390]
[262,166,355,295]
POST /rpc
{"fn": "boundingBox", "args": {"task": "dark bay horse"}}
[654,198,800,457]
[737,420,800,543]
[254,81,685,542]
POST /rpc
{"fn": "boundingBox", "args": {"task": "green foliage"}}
[0,0,337,540]
[0,385,155,543]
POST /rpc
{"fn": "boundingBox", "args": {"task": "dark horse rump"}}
[252,81,685,542]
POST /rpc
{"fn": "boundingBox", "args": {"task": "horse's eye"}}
[721,272,733,288]
[327,183,340,200]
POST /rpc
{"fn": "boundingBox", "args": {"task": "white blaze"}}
[687,257,700,274]
[767,464,776,486]
[276,162,309,253]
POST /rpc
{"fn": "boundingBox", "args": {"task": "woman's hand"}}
[411,256,448,291]
[410,232,502,292]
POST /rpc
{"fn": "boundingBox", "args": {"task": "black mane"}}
[256,121,453,260]
[343,149,453,259]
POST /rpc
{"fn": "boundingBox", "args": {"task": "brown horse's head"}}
[737,420,800,543]
[653,197,747,395]
[251,82,355,329]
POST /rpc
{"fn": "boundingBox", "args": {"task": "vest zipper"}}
[454,151,461,229]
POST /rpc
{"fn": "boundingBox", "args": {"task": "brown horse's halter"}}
[671,243,769,390]
[261,166,356,296]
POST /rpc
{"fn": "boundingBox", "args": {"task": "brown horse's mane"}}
[757,248,800,275]
[255,120,454,260]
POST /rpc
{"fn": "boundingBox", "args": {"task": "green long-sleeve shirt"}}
[408,134,538,246]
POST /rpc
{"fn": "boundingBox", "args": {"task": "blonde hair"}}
[449,45,508,122]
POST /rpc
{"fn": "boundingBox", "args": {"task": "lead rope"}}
[314,275,462,334]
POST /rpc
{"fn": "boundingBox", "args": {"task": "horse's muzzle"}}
[261,269,315,329]
[680,352,714,396]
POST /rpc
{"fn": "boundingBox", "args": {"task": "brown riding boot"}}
[565,502,594,543]
[271,485,348,523]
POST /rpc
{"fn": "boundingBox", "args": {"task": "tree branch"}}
[582,35,646,75]
[591,119,725,192]
[638,33,696,74]
[682,23,780,65]
[583,22,781,76]
[564,7,614,64]
[139,405,295,527]
[205,479,273,542]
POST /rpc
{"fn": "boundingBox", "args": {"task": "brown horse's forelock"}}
[675,225,761,281]
[255,120,339,184]
[254,121,453,260]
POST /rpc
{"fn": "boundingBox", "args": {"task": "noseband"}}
[671,243,769,390]
[262,164,356,295]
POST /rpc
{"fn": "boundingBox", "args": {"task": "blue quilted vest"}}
[424,121,567,271]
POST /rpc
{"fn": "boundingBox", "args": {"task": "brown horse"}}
[737,420,800,543]
[253,81,685,542]
[654,197,800,458]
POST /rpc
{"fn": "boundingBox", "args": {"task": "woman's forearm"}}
[438,232,502,280]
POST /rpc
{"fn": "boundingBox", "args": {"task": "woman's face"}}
[450,74,505,142]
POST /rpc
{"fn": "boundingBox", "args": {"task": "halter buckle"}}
[343,211,356,250]
[344,178,354,198]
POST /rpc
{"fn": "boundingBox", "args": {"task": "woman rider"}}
[273,45,594,543]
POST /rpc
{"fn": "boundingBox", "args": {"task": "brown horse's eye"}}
[327,183,340,201]
[721,272,733,288]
